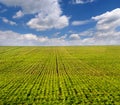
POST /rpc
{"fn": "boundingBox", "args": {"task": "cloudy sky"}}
[0,0,120,46]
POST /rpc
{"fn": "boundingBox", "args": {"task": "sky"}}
[0,0,120,46]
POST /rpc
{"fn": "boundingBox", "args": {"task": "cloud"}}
[79,29,94,37]
[0,29,120,46]
[92,8,120,31]
[53,32,61,37]
[0,0,69,31]
[0,0,60,14]
[69,34,80,40]
[0,30,49,46]
[91,32,120,45]
[78,8,120,45]
[1,17,17,25]
[58,34,67,40]
[27,15,69,31]
[13,10,24,18]
[72,20,90,26]
[72,0,95,4]
[0,5,120,46]
[0,30,69,46]
[69,29,120,45]
[92,8,120,44]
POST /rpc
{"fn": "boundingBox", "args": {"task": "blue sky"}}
[0,0,120,46]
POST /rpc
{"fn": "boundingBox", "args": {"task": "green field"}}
[0,46,120,105]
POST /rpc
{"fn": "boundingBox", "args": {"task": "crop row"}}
[0,46,120,105]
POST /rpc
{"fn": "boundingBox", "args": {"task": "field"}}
[0,46,120,105]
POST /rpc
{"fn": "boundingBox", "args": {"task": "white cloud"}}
[27,15,69,31]
[2,17,17,26]
[0,6,120,46]
[68,30,120,45]
[78,8,120,45]
[13,10,24,18]
[0,30,69,46]
[0,0,41,14]
[72,0,95,4]
[69,34,80,40]
[72,20,90,26]
[0,30,49,46]
[78,29,94,37]
[0,29,120,46]
[92,8,120,31]
[58,34,67,40]
[0,0,69,31]
[53,32,61,37]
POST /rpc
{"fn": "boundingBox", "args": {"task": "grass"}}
[0,46,120,105]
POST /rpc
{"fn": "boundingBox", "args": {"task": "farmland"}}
[0,46,120,105]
